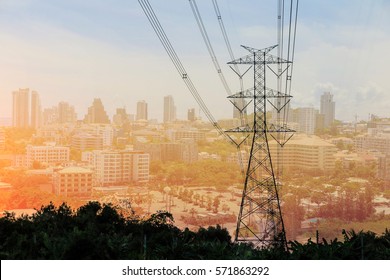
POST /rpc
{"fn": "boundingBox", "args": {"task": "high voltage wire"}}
[211,0,250,128]
[139,0,300,247]
[138,0,235,143]
[189,0,232,96]
[212,0,241,77]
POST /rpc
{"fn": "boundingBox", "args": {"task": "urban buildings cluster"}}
[3,88,390,198]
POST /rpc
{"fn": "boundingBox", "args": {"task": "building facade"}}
[320,92,335,128]
[58,102,77,124]
[84,98,110,124]
[53,166,94,197]
[163,95,176,123]
[297,107,316,135]
[136,100,148,121]
[71,133,103,151]
[12,88,29,128]
[82,149,149,186]
[269,135,337,171]
[187,108,196,121]
[31,91,42,129]
[166,129,206,142]
[26,144,70,168]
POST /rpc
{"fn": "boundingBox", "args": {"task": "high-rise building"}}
[297,107,316,135]
[113,107,130,126]
[187,108,196,121]
[43,106,58,125]
[163,95,176,123]
[12,88,29,128]
[136,100,148,121]
[84,98,110,124]
[31,91,42,129]
[320,92,335,128]
[58,102,77,123]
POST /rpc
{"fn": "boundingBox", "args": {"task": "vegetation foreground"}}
[0,202,389,260]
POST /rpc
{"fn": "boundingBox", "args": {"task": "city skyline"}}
[1,1,390,122]
[6,88,341,126]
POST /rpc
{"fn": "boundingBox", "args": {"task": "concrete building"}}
[43,106,58,125]
[53,166,94,197]
[378,155,390,181]
[320,92,335,128]
[58,101,77,124]
[113,107,130,126]
[12,154,28,168]
[135,139,198,163]
[297,107,316,135]
[161,140,198,163]
[136,100,148,121]
[31,91,42,129]
[26,143,70,168]
[269,135,337,171]
[12,88,29,128]
[166,129,206,142]
[188,108,196,121]
[71,133,103,151]
[315,113,325,132]
[163,95,176,123]
[84,98,110,124]
[354,133,390,155]
[82,149,149,186]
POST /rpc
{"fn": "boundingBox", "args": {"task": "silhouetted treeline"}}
[0,202,389,259]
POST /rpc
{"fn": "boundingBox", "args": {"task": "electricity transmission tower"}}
[227,45,293,248]
[139,0,299,248]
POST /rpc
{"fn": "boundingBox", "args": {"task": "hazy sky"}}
[1,0,390,122]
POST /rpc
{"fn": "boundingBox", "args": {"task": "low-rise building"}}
[82,149,149,186]
[71,133,103,151]
[269,134,337,171]
[354,133,390,155]
[135,139,198,163]
[53,166,94,197]
[26,143,70,168]
[166,129,206,142]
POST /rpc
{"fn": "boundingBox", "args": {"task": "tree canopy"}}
[0,202,389,260]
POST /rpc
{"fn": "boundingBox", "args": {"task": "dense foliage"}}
[0,202,389,260]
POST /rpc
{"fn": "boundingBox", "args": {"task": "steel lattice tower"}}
[227,44,293,248]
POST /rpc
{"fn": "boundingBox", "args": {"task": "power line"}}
[138,0,234,143]
[188,0,232,96]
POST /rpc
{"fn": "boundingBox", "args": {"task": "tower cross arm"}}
[228,53,291,65]
[241,44,278,54]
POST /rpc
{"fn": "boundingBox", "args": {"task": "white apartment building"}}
[354,133,390,155]
[166,129,206,142]
[297,107,316,135]
[82,149,149,186]
[26,143,70,168]
[269,135,337,171]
